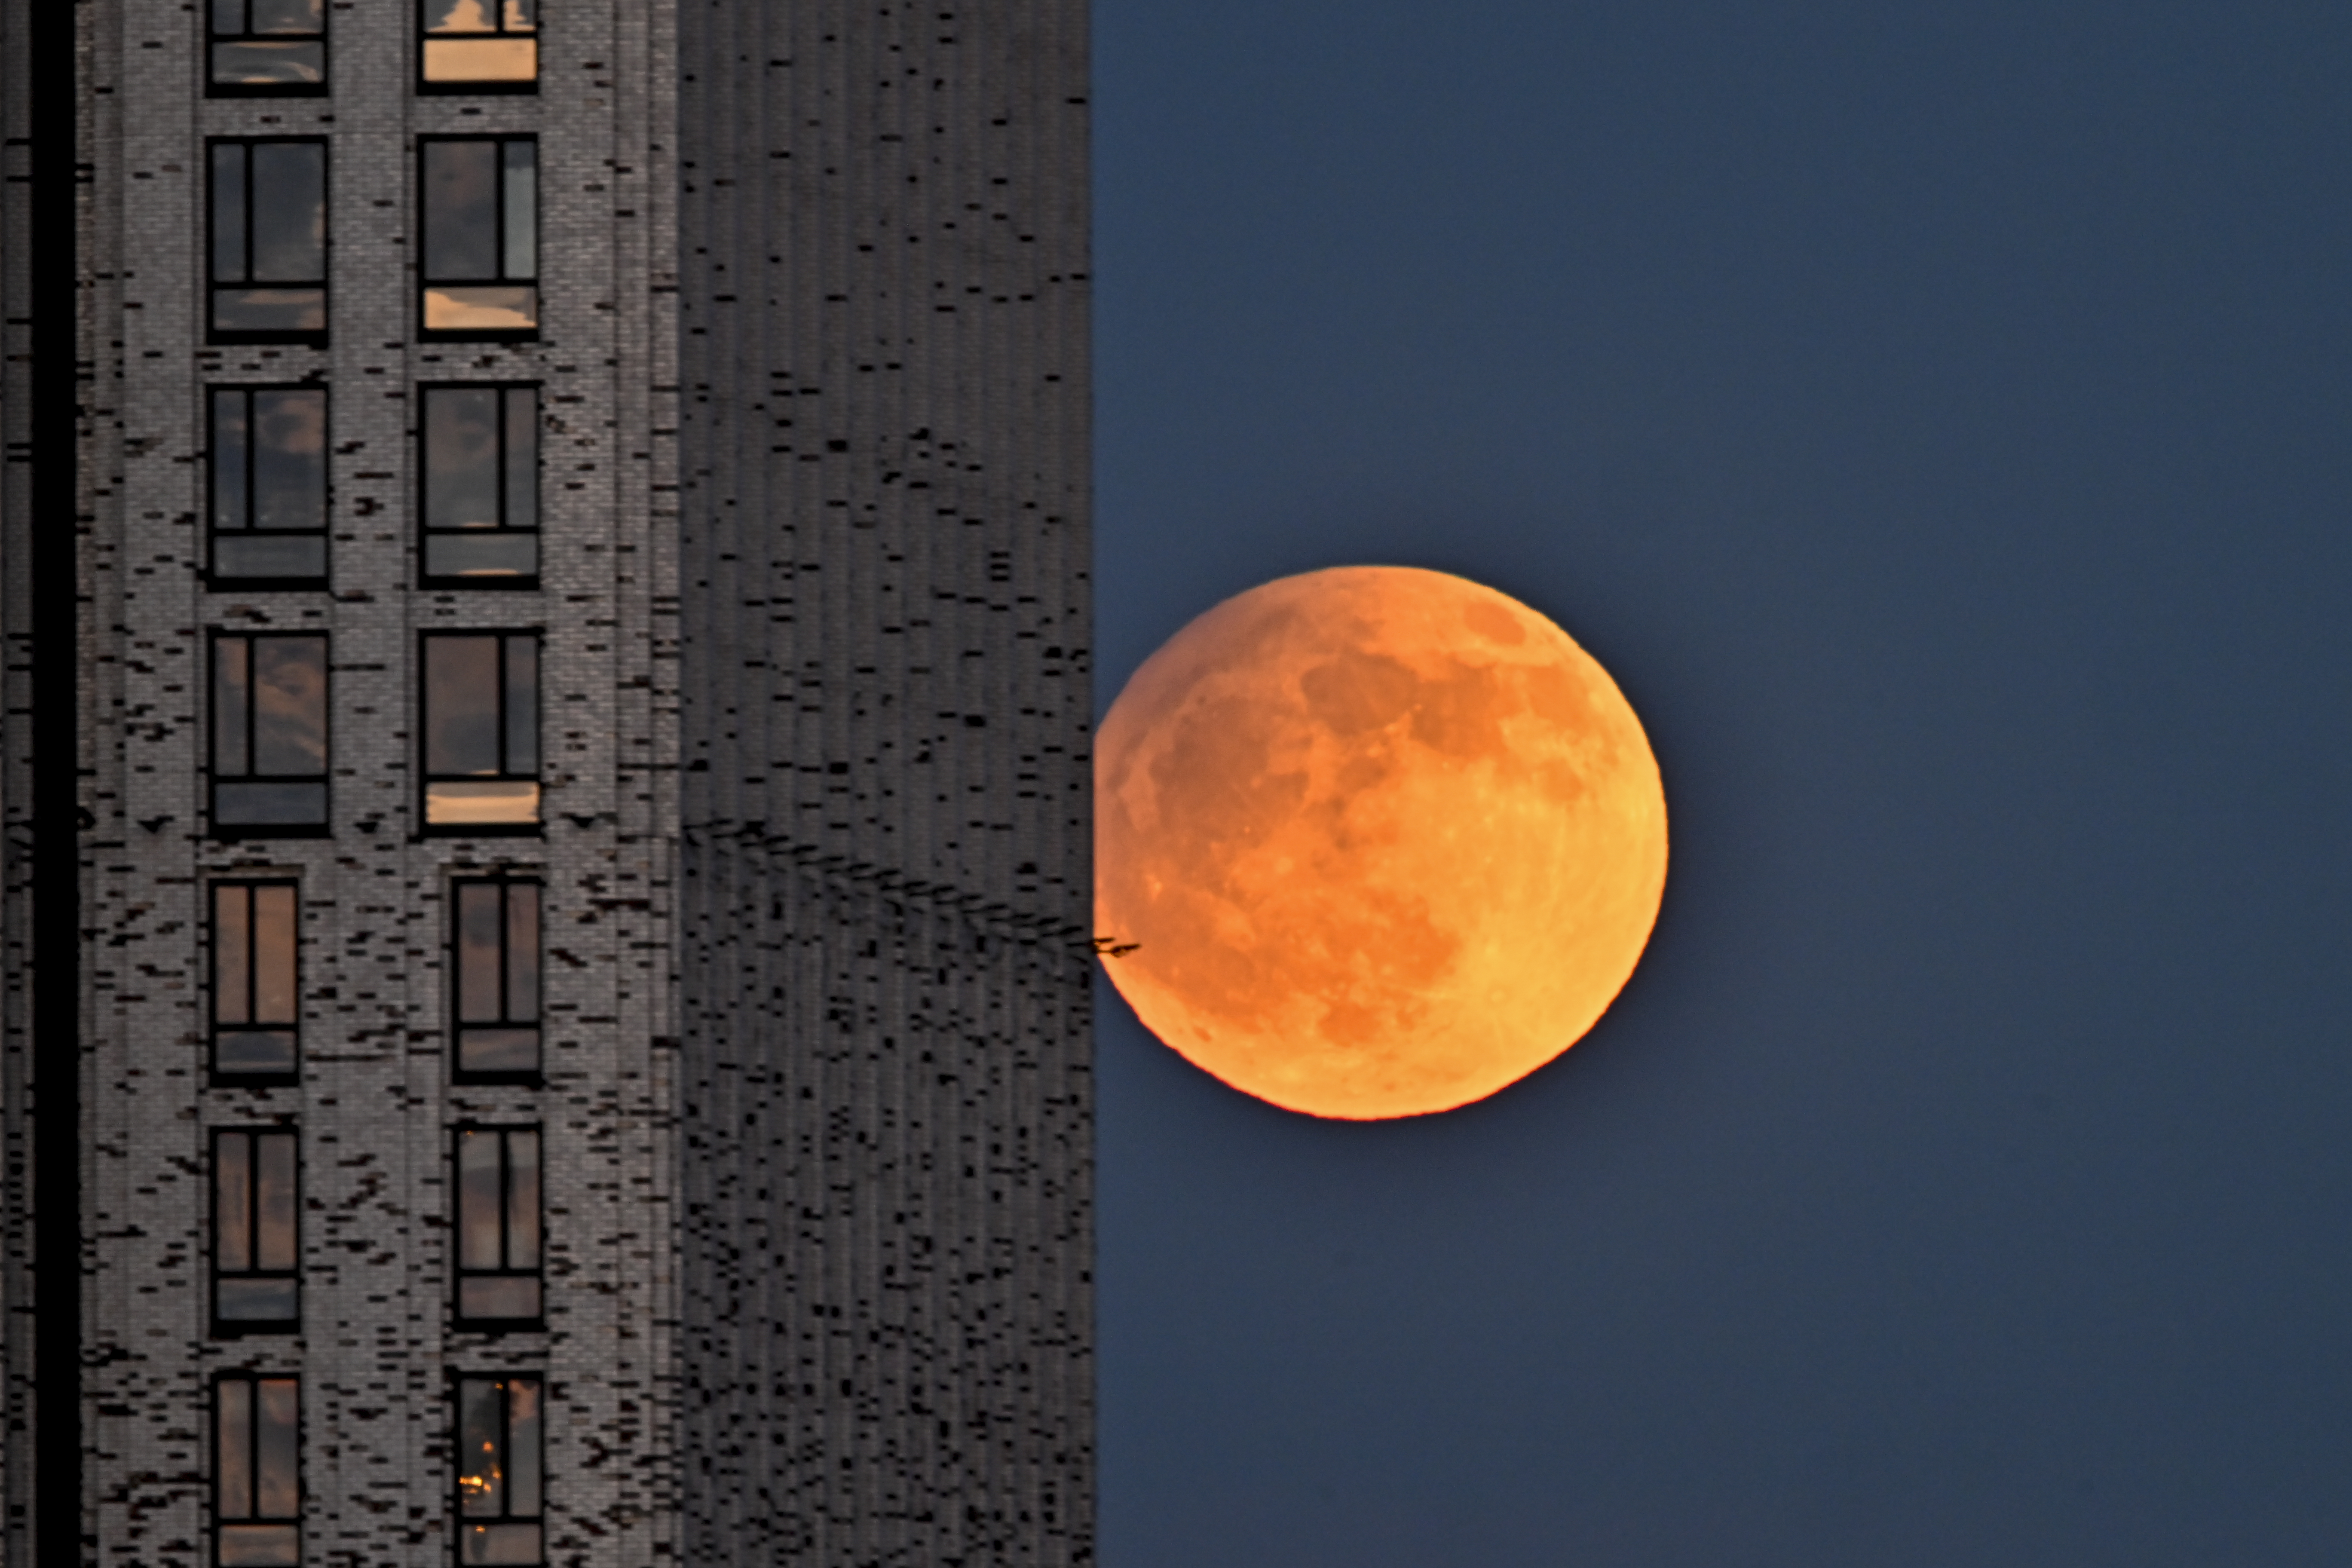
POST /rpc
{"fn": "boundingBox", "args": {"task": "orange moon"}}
[1094,566,1667,1120]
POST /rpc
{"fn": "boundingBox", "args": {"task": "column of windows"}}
[199,13,552,1565]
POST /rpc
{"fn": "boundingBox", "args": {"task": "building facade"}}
[0,0,1093,1562]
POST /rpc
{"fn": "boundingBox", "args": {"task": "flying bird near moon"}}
[1095,566,1667,1119]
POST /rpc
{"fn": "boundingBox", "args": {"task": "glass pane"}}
[252,391,325,531]
[248,0,320,33]
[214,782,328,827]
[503,640,537,775]
[461,1523,542,1565]
[249,143,325,282]
[255,1133,297,1270]
[456,1130,502,1270]
[423,0,495,34]
[456,883,504,1023]
[427,532,537,579]
[256,1379,300,1517]
[459,1028,539,1075]
[251,638,327,777]
[507,1130,539,1267]
[426,637,500,776]
[212,145,247,282]
[503,388,537,530]
[213,40,324,84]
[213,391,251,533]
[213,0,242,34]
[459,1275,541,1321]
[507,1380,542,1516]
[214,885,252,1025]
[424,142,498,281]
[218,1525,300,1567]
[216,1133,253,1272]
[217,1029,299,1075]
[217,1379,254,1515]
[506,884,539,1023]
[215,639,251,776]
[457,1378,505,1516]
[423,285,538,334]
[503,0,535,31]
[425,387,501,531]
[427,781,539,827]
[501,143,536,279]
[214,287,328,335]
[253,885,298,1026]
[216,1277,299,1322]
[214,534,326,579]
[423,38,538,83]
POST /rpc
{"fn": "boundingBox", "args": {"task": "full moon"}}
[1095,566,1667,1120]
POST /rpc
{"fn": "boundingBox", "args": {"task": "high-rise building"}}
[0,0,1093,1562]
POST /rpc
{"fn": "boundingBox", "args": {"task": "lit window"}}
[454,1126,542,1326]
[423,385,539,583]
[212,633,330,834]
[209,0,325,94]
[211,386,328,583]
[213,1129,300,1332]
[213,881,300,1081]
[209,139,328,344]
[453,878,541,1081]
[420,0,538,90]
[454,1375,544,1565]
[420,138,537,339]
[215,1373,301,1566]
[422,633,539,830]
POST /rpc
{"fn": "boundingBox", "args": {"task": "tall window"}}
[422,633,539,830]
[215,1373,301,1565]
[209,139,328,344]
[213,881,300,1080]
[419,0,537,89]
[420,138,538,339]
[214,1129,300,1332]
[423,386,539,583]
[453,878,541,1081]
[454,1126,542,1327]
[211,386,328,584]
[209,0,325,94]
[213,634,329,833]
[454,1375,544,1565]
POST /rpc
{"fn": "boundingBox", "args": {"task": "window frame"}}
[416,0,539,95]
[419,382,541,588]
[207,383,331,589]
[209,630,332,839]
[450,1372,547,1568]
[451,1123,545,1330]
[419,630,542,836]
[214,1371,303,1568]
[450,875,543,1085]
[206,136,331,348]
[209,879,302,1085]
[417,135,540,343]
[211,1127,302,1336]
[206,0,328,98]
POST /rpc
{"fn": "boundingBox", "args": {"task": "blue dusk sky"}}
[1090,3,2352,1563]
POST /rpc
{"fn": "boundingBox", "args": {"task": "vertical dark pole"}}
[29,0,83,1549]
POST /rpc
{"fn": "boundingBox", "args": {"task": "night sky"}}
[1090,3,2352,1562]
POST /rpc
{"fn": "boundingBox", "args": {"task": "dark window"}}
[209,139,328,344]
[213,1129,300,1332]
[453,1126,542,1327]
[423,386,538,583]
[209,0,325,94]
[212,881,300,1081]
[215,1373,301,1565]
[419,0,537,90]
[422,633,539,830]
[454,1375,544,1565]
[212,633,330,834]
[420,138,537,339]
[453,878,541,1081]
[211,386,328,583]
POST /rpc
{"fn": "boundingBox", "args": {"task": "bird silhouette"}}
[1090,937,1140,958]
